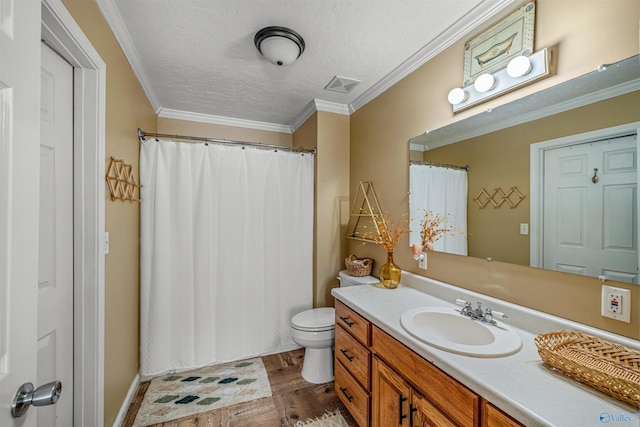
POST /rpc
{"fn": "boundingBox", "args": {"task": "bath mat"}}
[132,357,272,426]
[294,409,349,427]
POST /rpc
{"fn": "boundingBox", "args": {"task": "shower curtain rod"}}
[410,160,469,171]
[137,128,316,155]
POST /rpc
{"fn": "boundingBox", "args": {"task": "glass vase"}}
[380,251,401,289]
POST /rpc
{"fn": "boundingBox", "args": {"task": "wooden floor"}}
[122,349,358,427]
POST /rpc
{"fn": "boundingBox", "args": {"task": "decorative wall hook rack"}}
[345,181,386,243]
[106,157,141,202]
[474,186,525,209]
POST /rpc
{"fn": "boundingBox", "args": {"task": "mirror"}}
[409,55,639,283]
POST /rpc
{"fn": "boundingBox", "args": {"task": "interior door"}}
[543,134,638,283]
[0,1,42,426]
[38,41,74,426]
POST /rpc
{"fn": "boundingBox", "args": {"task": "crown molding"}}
[158,108,293,134]
[350,0,514,112]
[290,99,351,132]
[409,143,427,152]
[96,0,162,112]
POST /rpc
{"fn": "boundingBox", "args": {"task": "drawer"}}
[482,400,524,427]
[335,323,371,390]
[335,300,371,346]
[372,326,479,427]
[335,358,370,427]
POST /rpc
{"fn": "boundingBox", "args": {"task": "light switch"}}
[520,223,529,235]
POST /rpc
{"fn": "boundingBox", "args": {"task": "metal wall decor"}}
[106,157,141,202]
[474,186,525,209]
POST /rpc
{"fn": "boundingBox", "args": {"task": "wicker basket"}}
[534,330,640,408]
[344,255,373,277]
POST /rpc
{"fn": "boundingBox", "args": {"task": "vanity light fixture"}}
[447,88,468,105]
[254,26,305,66]
[447,48,553,112]
[506,55,533,78]
[474,73,496,93]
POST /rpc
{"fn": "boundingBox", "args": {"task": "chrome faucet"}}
[455,299,508,326]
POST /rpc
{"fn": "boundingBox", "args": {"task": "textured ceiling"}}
[100,0,514,132]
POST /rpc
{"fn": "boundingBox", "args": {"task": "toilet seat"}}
[291,307,335,332]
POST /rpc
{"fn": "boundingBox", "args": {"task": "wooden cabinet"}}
[372,326,480,427]
[334,300,372,427]
[372,356,460,427]
[482,401,524,427]
[334,300,524,427]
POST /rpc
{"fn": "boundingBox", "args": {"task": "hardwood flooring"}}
[122,349,358,427]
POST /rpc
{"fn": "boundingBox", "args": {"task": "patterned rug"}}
[132,357,272,426]
[294,409,349,427]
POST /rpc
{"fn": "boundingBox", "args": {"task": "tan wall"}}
[315,112,350,307]
[293,111,350,308]
[349,0,639,340]
[61,0,157,424]
[157,117,293,146]
[425,92,640,265]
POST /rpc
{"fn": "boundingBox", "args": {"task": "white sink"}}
[400,306,522,357]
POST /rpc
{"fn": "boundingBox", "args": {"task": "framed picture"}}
[463,1,535,86]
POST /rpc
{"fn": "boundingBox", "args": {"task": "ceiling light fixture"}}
[254,26,305,66]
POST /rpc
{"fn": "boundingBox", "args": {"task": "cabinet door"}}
[412,393,457,427]
[372,357,412,427]
[482,401,524,427]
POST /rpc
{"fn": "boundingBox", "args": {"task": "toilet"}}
[290,270,379,384]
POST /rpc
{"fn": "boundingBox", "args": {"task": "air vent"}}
[324,75,361,94]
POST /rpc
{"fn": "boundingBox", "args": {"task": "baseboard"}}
[113,372,140,427]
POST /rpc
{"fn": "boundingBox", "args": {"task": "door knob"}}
[11,380,62,418]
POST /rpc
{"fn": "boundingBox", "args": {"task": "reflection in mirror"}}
[408,55,640,283]
[408,161,468,255]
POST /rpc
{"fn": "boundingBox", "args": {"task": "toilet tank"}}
[338,270,379,287]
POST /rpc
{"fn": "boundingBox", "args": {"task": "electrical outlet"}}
[104,232,110,255]
[418,253,427,270]
[520,223,529,235]
[601,285,630,322]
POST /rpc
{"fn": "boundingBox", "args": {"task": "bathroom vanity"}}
[332,271,639,427]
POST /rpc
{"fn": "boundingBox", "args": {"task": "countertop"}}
[331,271,640,427]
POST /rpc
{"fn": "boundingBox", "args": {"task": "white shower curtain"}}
[140,139,314,377]
[409,165,468,256]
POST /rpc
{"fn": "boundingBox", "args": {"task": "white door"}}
[0,1,43,427]
[543,134,638,283]
[38,42,74,426]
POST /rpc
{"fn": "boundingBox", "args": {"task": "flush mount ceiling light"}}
[254,26,305,66]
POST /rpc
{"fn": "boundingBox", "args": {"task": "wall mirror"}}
[409,55,640,284]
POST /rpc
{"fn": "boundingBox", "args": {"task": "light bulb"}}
[447,88,468,105]
[474,74,496,93]
[507,56,532,78]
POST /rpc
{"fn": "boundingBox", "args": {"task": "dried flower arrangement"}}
[415,209,465,251]
[359,211,410,253]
